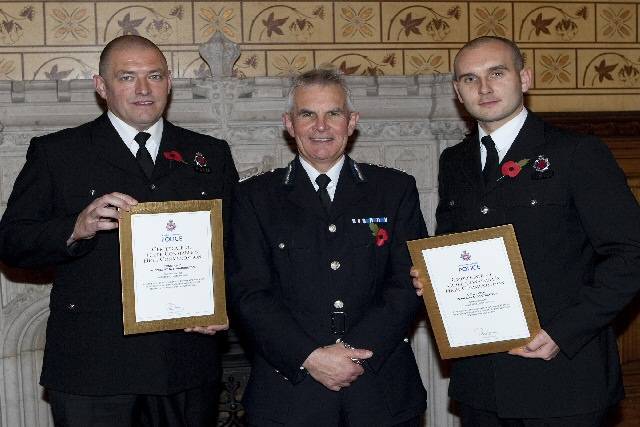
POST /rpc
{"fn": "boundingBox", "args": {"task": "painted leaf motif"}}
[475,8,489,20]
[341,7,355,20]
[541,71,555,83]
[118,13,145,36]
[292,55,307,69]
[411,55,425,66]
[383,53,397,67]
[338,60,360,75]
[594,59,617,82]
[360,8,375,20]
[557,55,570,67]
[342,25,355,38]
[263,12,288,37]
[51,9,69,22]
[400,13,426,36]
[541,55,554,67]
[430,55,443,66]
[72,8,88,22]
[601,9,614,20]
[531,13,554,36]
[359,25,373,37]
[558,72,570,83]
[199,7,216,21]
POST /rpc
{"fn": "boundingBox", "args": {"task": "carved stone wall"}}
[0,75,467,426]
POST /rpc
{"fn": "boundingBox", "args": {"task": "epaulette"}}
[239,167,276,183]
[362,162,408,175]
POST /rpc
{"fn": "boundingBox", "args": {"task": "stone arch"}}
[2,296,52,427]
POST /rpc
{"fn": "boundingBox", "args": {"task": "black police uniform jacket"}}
[228,156,428,426]
[436,112,640,418]
[0,113,238,395]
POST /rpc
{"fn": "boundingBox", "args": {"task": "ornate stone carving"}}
[198,32,241,79]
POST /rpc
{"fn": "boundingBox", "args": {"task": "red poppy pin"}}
[369,223,389,247]
[163,150,187,163]
[499,158,529,180]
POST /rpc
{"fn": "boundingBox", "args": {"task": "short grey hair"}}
[453,36,524,80]
[286,68,355,112]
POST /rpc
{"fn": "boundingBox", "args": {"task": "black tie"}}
[315,174,331,212]
[481,135,499,185]
[134,132,154,179]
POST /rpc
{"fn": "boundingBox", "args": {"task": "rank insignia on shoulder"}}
[352,217,388,224]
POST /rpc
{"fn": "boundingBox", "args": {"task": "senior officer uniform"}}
[228,155,428,426]
[436,110,640,418]
[0,113,238,397]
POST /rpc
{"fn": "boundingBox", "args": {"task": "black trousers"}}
[459,403,608,427]
[47,384,218,427]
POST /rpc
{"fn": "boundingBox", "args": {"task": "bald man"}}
[0,35,238,426]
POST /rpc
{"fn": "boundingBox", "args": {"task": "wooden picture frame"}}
[119,199,227,335]
[408,224,540,359]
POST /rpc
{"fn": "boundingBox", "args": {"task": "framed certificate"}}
[407,225,540,359]
[119,200,227,335]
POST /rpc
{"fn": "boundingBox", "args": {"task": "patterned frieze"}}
[0,1,637,113]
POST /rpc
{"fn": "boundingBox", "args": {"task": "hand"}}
[410,266,424,296]
[67,192,138,245]
[302,343,373,391]
[508,329,560,361]
[185,323,229,335]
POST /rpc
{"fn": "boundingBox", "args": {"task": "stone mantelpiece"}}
[0,75,467,426]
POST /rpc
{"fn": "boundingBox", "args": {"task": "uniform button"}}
[403,337,409,343]
[90,189,95,196]
[201,191,207,196]
[328,224,337,233]
[149,184,156,190]
[67,304,76,311]
[448,200,455,207]
[333,300,344,309]
[330,260,341,270]
[278,242,286,249]
[480,206,489,215]
[530,199,537,206]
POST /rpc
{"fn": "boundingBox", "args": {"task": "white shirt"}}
[479,107,528,169]
[107,111,163,163]
[299,155,345,202]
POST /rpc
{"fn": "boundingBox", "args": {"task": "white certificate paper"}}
[131,210,214,322]
[422,237,530,347]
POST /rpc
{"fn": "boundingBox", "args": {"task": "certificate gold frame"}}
[407,224,540,359]
[119,200,227,335]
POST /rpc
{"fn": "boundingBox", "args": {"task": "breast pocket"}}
[503,183,569,228]
[348,222,375,248]
[270,228,314,293]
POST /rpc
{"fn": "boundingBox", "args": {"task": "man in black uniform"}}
[414,36,640,426]
[0,35,238,426]
[228,69,428,426]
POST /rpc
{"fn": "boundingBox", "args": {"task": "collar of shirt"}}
[299,155,345,202]
[107,111,163,163]
[478,107,528,168]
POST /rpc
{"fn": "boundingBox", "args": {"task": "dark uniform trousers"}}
[48,386,218,427]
